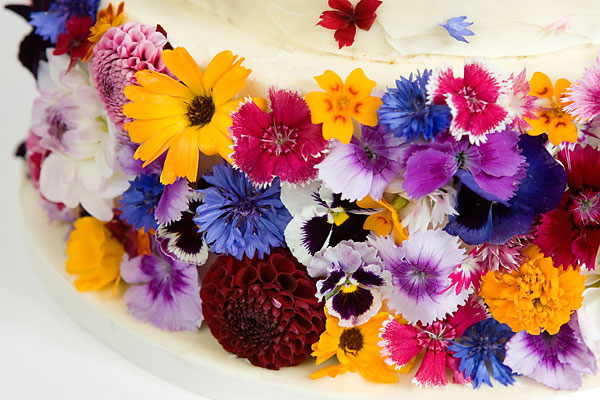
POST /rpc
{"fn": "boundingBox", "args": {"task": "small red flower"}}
[53,16,93,71]
[317,0,382,49]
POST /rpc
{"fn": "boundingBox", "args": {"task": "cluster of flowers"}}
[10,0,600,391]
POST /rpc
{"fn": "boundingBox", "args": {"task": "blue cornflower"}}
[440,16,475,43]
[378,70,451,141]
[30,0,100,43]
[194,162,291,260]
[119,174,164,231]
[449,318,517,388]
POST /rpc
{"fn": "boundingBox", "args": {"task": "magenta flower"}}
[503,68,537,133]
[564,57,600,123]
[120,246,203,331]
[504,314,598,390]
[230,88,328,186]
[427,60,512,144]
[92,22,169,130]
[472,233,533,273]
[379,296,488,387]
[317,125,404,201]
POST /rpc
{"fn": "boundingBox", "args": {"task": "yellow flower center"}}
[187,96,215,127]
[339,327,364,355]
[341,284,358,293]
[336,96,351,111]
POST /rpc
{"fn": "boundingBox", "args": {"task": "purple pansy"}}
[316,125,404,201]
[504,314,598,390]
[120,246,204,331]
[308,240,390,327]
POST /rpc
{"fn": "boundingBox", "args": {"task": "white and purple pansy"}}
[308,240,391,327]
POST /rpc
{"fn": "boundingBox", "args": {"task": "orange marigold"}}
[82,2,126,62]
[479,245,585,335]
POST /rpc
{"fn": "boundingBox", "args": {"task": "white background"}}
[0,1,598,400]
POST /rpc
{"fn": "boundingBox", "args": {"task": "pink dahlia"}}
[535,144,600,270]
[91,22,169,129]
[379,296,488,387]
[230,88,328,186]
[564,57,600,123]
[427,60,512,144]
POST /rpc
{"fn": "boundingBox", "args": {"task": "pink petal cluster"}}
[379,296,488,387]
[472,233,533,273]
[564,57,600,123]
[503,69,537,133]
[427,59,512,144]
[92,22,169,130]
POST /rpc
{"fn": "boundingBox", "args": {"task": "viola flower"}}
[439,16,475,43]
[501,68,537,133]
[93,22,169,130]
[52,16,93,71]
[312,311,400,383]
[305,68,382,144]
[449,319,516,388]
[379,296,488,387]
[317,125,403,201]
[402,130,526,202]
[123,47,264,184]
[369,230,470,325]
[156,197,209,266]
[308,241,391,327]
[427,60,512,144]
[66,216,124,292]
[525,71,577,146]
[480,245,585,335]
[281,181,370,266]
[378,70,452,141]
[200,249,325,369]
[230,88,328,186]
[317,0,382,49]
[356,195,408,245]
[83,1,125,62]
[535,145,600,269]
[30,0,99,44]
[120,246,203,331]
[194,162,291,260]
[504,314,598,390]
[445,135,566,245]
[471,233,533,273]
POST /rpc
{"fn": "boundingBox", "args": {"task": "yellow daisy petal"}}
[548,117,578,145]
[529,72,554,99]
[134,70,194,99]
[212,65,251,107]
[322,114,354,144]
[134,122,184,164]
[343,68,377,102]
[122,101,187,120]
[197,125,219,156]
[203,50,237,91]
[305,91,335,125]
[161,47,206,95]
[351,96,382,127]
[314,70,344,95]
[123,85,190,107]
[125,116,186,144]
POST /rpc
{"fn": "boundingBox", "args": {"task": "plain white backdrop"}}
[0,1,598,400]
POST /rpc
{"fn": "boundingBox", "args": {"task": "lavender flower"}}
[369,229,470,325]
[504,314,598,390]
[120,247,204,331]
[316,125,404,201]
[440,16,475,43]
[308,240,391,327]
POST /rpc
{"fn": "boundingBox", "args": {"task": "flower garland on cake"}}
[8,0,600,391]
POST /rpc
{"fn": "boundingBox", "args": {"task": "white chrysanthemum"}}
[36,51,131,221]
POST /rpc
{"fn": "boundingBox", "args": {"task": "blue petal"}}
[440,16,475,43]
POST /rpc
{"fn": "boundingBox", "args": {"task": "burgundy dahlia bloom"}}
[91,22,169,129]
[200,249,326,369]
[230,88,328,186]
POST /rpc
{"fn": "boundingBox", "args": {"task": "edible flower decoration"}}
[52,16,93,71]
[83,1,125,61]
[564,57,600,123]
[525,71,577,146]
[29,0,99,44]
[439,16,475,43]
[480,245,585,335]
[306,68,382,144]
[357,195,408,245]
[123,47,264,184]
[317,0,382,49]
[311,311,404,383]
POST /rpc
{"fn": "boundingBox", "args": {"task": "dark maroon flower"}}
[317,0,382,49]
[200,249,326,370]
[53,16,93,71]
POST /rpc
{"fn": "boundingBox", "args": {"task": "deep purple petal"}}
[352,266,385,287]
[330,286,374,321]
[404,148,457,199]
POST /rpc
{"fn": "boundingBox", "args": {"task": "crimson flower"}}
[53,16,92,71]
[317,0,382,49]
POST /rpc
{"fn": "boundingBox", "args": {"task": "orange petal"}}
[161,47,205,95]
[525,112,551,136]
[554,78,573,108]
[203,50,237,91]
[314,70,344,95]
[548,117,578,145]
[134,70,194,99]
[122,101,187,120]
[351,95,382,127]
[305,91,335,124]
[322,114,354,143]
[134,121,186,165]
[343,68,377,102]
[363,213,392,237]
[211,64,251,106]
[529,72,554,99]
[125,116,186,144]
[123,85,189,106]
[356,195,381,209]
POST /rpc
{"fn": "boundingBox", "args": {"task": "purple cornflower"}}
[316,124,404,201]
[307,240,391,327]
[439,16,475,43]
[120,246,204,331]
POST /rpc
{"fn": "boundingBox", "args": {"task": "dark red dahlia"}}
[200,248,325,370]
[317,0,382,49]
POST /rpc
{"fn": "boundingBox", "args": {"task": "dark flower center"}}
[47,108,68,143]
[261,124,299,156]
[187,96,215,127]
[339,327,364,354]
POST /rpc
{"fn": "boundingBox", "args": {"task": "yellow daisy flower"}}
[305,68,382,144]
[524,71,577,146]
[66,217,124,292]
[479,245,585,335]
[357,195,408,245]
[82,1,125,62]
[123,47,265,185]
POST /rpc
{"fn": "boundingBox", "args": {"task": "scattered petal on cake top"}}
[439,16,475,43]
[317,0,382,49]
